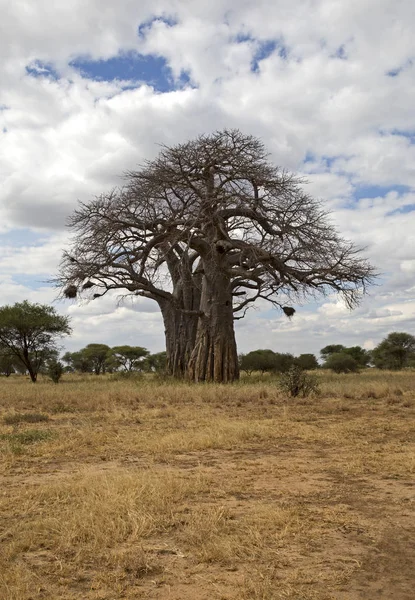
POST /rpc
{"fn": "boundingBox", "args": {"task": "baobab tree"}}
[59,129,374,382]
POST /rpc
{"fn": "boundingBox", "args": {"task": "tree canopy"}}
[343,346,371,368]
[371,332,415,369]
[321,344,371,368]
[76,344,111,375]
[320,345,347,360]
[294,354,319,370]
[323,352,359,373]
[0,301,71,382]
[239,349,284,374]
[239,350,318,374]
[62,344,163,375]
[59,129,374,383]
[110,345,149,371]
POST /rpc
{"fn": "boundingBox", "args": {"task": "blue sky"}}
[0,0,414,356]
[0,229,45,247]
[69,54,179,92]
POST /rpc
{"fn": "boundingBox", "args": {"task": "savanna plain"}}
[1,371,414,600]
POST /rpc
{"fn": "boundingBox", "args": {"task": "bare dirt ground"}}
[1,373,414,599]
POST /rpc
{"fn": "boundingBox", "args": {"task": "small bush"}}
[3,413,49,425]
[278,366,319,398]
[46,360,64,383]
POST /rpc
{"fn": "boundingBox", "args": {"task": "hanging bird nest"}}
[282,306,296,318]
[82,281,94,290]
[64,285,78,299]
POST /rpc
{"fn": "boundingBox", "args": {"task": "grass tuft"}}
[3,412,49,425]
[1,429,54,445]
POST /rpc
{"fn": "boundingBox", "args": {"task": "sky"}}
[0,0,414,358]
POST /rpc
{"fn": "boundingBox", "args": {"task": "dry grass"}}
[1,370,414,599]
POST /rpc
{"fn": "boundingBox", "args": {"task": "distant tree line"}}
[239,332,415,374]
[0,300,413,381]
[239,350,319,375]
[320,333,415,372]
[62,345,167,375]
[0,300,166,382]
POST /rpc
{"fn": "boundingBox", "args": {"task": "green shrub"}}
[278,366,319,397]
[46,360,64,383]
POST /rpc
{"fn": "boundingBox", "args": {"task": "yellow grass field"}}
[1,370,414,599]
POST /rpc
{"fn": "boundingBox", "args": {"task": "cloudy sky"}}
[1,0,414,357]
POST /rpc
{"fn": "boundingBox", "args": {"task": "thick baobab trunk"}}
[187,265,239,383]
[159,269,201,378]
[161,302,198,377]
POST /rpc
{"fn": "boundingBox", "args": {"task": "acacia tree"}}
[320,345,346,360]
[321,344,371,368]
[324,352,359,373]
[240,349,295,374]
[62,350,92,373]
[294,354,319,370]
[82,344,111,375]
[240,349,279,374]
[372,332,415,369]
[0,301,71,382]
[110,345,149,371]
[59,130,374,383]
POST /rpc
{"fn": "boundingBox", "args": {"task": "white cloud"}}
[0,234,70,273]
[0,0,414,355]
[66,302,165,352]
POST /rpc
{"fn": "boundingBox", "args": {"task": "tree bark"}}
[161,302,198,377]
[187,263,239,383]
[23,348,37,383]
[159,270,201,378]
[27,366,37,383]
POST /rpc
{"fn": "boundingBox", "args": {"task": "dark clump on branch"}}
[57,129,375,382]
[82,281,94,290]
[63,285,77,299]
